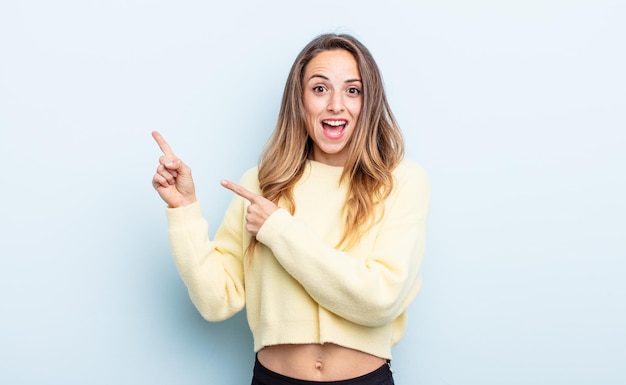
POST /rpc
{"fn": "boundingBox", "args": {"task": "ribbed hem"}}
[165,201,204,228]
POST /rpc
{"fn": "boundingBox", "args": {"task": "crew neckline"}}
[305,159,345,178]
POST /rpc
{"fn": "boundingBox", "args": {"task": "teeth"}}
[323,120,346,127]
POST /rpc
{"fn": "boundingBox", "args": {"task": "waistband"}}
[252,356,393,385]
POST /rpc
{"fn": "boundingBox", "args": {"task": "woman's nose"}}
[327,93,345,113]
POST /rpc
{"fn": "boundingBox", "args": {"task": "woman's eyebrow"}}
[307,74,362,83]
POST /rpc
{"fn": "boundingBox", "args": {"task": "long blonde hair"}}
[255,33,404,252]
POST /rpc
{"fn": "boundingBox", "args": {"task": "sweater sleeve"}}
[256,162,430,327]
[166,181,250,322]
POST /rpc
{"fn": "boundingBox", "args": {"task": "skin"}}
[151,131,277,235]
[302,49,362,167]
[151,49,385,381]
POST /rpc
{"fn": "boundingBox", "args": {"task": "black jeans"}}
[251,357,395,385]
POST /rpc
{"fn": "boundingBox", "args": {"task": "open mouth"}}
[321,119,347,139]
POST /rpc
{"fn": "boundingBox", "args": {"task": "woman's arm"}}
[166,198,247,321]
[152,131,247,321]
[256,162,430,327]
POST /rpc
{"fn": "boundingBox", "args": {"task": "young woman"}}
[152,33,430,385]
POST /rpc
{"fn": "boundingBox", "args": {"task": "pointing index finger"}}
[152,131,176,157]
[221,180,259,203]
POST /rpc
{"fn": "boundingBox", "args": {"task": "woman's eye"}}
[348,87,361,95]
[313,86,326,93]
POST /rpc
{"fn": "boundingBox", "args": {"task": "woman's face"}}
[302,49,362,167]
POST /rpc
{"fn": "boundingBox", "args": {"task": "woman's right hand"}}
[151,131,197,208]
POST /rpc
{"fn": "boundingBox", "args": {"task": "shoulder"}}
[393,159,429,187]
[389,159,430,210]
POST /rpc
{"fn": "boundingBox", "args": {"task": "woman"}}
[152,33,429,385]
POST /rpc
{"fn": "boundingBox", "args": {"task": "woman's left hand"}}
[221,180,279,236]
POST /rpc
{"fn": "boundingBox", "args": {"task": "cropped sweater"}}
[165,159,430,359]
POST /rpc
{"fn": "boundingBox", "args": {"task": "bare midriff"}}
[257,343,386,381]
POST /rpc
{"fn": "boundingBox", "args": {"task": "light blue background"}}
[1,0,624,384]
